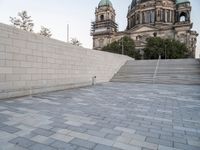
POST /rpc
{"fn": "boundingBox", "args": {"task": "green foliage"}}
[102,36,141,59]
[10,10,34,32]
[40,26,52,37]
[70,38,82,46]
[144,37,189,59]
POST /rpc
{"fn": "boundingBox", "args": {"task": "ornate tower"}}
[91,0,118,50]
[175,0,191,23]
[174,0,198,57]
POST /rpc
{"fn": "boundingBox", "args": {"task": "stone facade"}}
[91,0,198,58]
[0,23,131,99]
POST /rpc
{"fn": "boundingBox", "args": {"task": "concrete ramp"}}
[111,59,200,85]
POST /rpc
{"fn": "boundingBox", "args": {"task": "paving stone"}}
[174,126,197,133]
[49,122,69,129]
[160,135,187,144]
[65,121,82,127]
[94,144,120,150]
[142,148,154,150]
[88,135,114,146]
[146,137,172,147]
[174,142,200,150]
[0,83,200,150]
[158,145,182,150]
[186,131,200,137]
[67,126,87,133]
[32,128,55,137]
[149,129,173,136]
[187,139,200,147]
[29,143,56,150]
[68,131,90,140]
[130,139,158,150]
[9,137,35,148]
[101,128,122,136]
[114,127,136,134]
[31,135,49,143]
[0,125,21,134]
[82,124,102,131]
[121,133,146,141]
[77,147,89,150]
[51,133,74,143]
[105,133,119,140]
[23,132,38,139]
[116,136,132,144]
[0,143,28,150]
[136,131,160,139]
[0,122,7,128]
[87,129,107,138]
[70,138,96,149]
[50,140,77,150]
[113,142,141,150]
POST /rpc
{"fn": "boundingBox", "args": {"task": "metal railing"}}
[153,55,161,84]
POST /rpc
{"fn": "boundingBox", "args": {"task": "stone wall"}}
[0,23,131,99]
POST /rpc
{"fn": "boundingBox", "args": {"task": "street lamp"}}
[119,37,124,55]
[67,23,70,43]
[122,37,124,55]
[165,44,166,60]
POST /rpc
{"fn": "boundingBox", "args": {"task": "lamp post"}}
[121,37,124,55]
[165,44,166,60]
[67,23,69,43]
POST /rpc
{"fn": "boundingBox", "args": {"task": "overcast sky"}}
[0,0,199,57]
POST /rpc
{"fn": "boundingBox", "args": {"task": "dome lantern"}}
[176,0,190,4]
[98,0,113,7]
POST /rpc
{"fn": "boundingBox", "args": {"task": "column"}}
[140,11,142,24]
[170,10,172,22]
[172,10,174,23]
[142,12,145,23]
[157,9,160,22]
[160,9,163,21]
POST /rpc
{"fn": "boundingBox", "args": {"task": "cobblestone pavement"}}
[0,83,200,150]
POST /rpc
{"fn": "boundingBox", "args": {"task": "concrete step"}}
[111,59,200,85]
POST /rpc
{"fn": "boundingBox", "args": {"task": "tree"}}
[102,36,141,59]
[143,37,189,59]
[10,10,34,32]
[40,26,52,37]
[70,38,82,46]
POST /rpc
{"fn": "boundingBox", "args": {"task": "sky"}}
[0,0,199,57]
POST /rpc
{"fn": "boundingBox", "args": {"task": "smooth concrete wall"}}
[0,23,131,99]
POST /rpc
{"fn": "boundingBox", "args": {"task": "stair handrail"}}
[153,55,161,83]
[197,59,200,65]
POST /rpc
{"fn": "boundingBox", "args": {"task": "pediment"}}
[129,25,159,33]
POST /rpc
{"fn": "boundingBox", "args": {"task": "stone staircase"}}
[111,59,200,85]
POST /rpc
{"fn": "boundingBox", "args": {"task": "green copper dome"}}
[98,0,113,7]
[176,0,190,4]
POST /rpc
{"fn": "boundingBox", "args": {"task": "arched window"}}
[179,12,187,22]
[153,32,157,37]
[142,12,145,23]
[150,11,155,23]
[167,10,170,22]
[136,14,140,24]
[133,15,135,26]
[158,10,160,17]
[136,35,142,41]
[145,11,151,23]
[100,15,104,21]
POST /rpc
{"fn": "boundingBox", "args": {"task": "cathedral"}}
[91,0,198,57]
